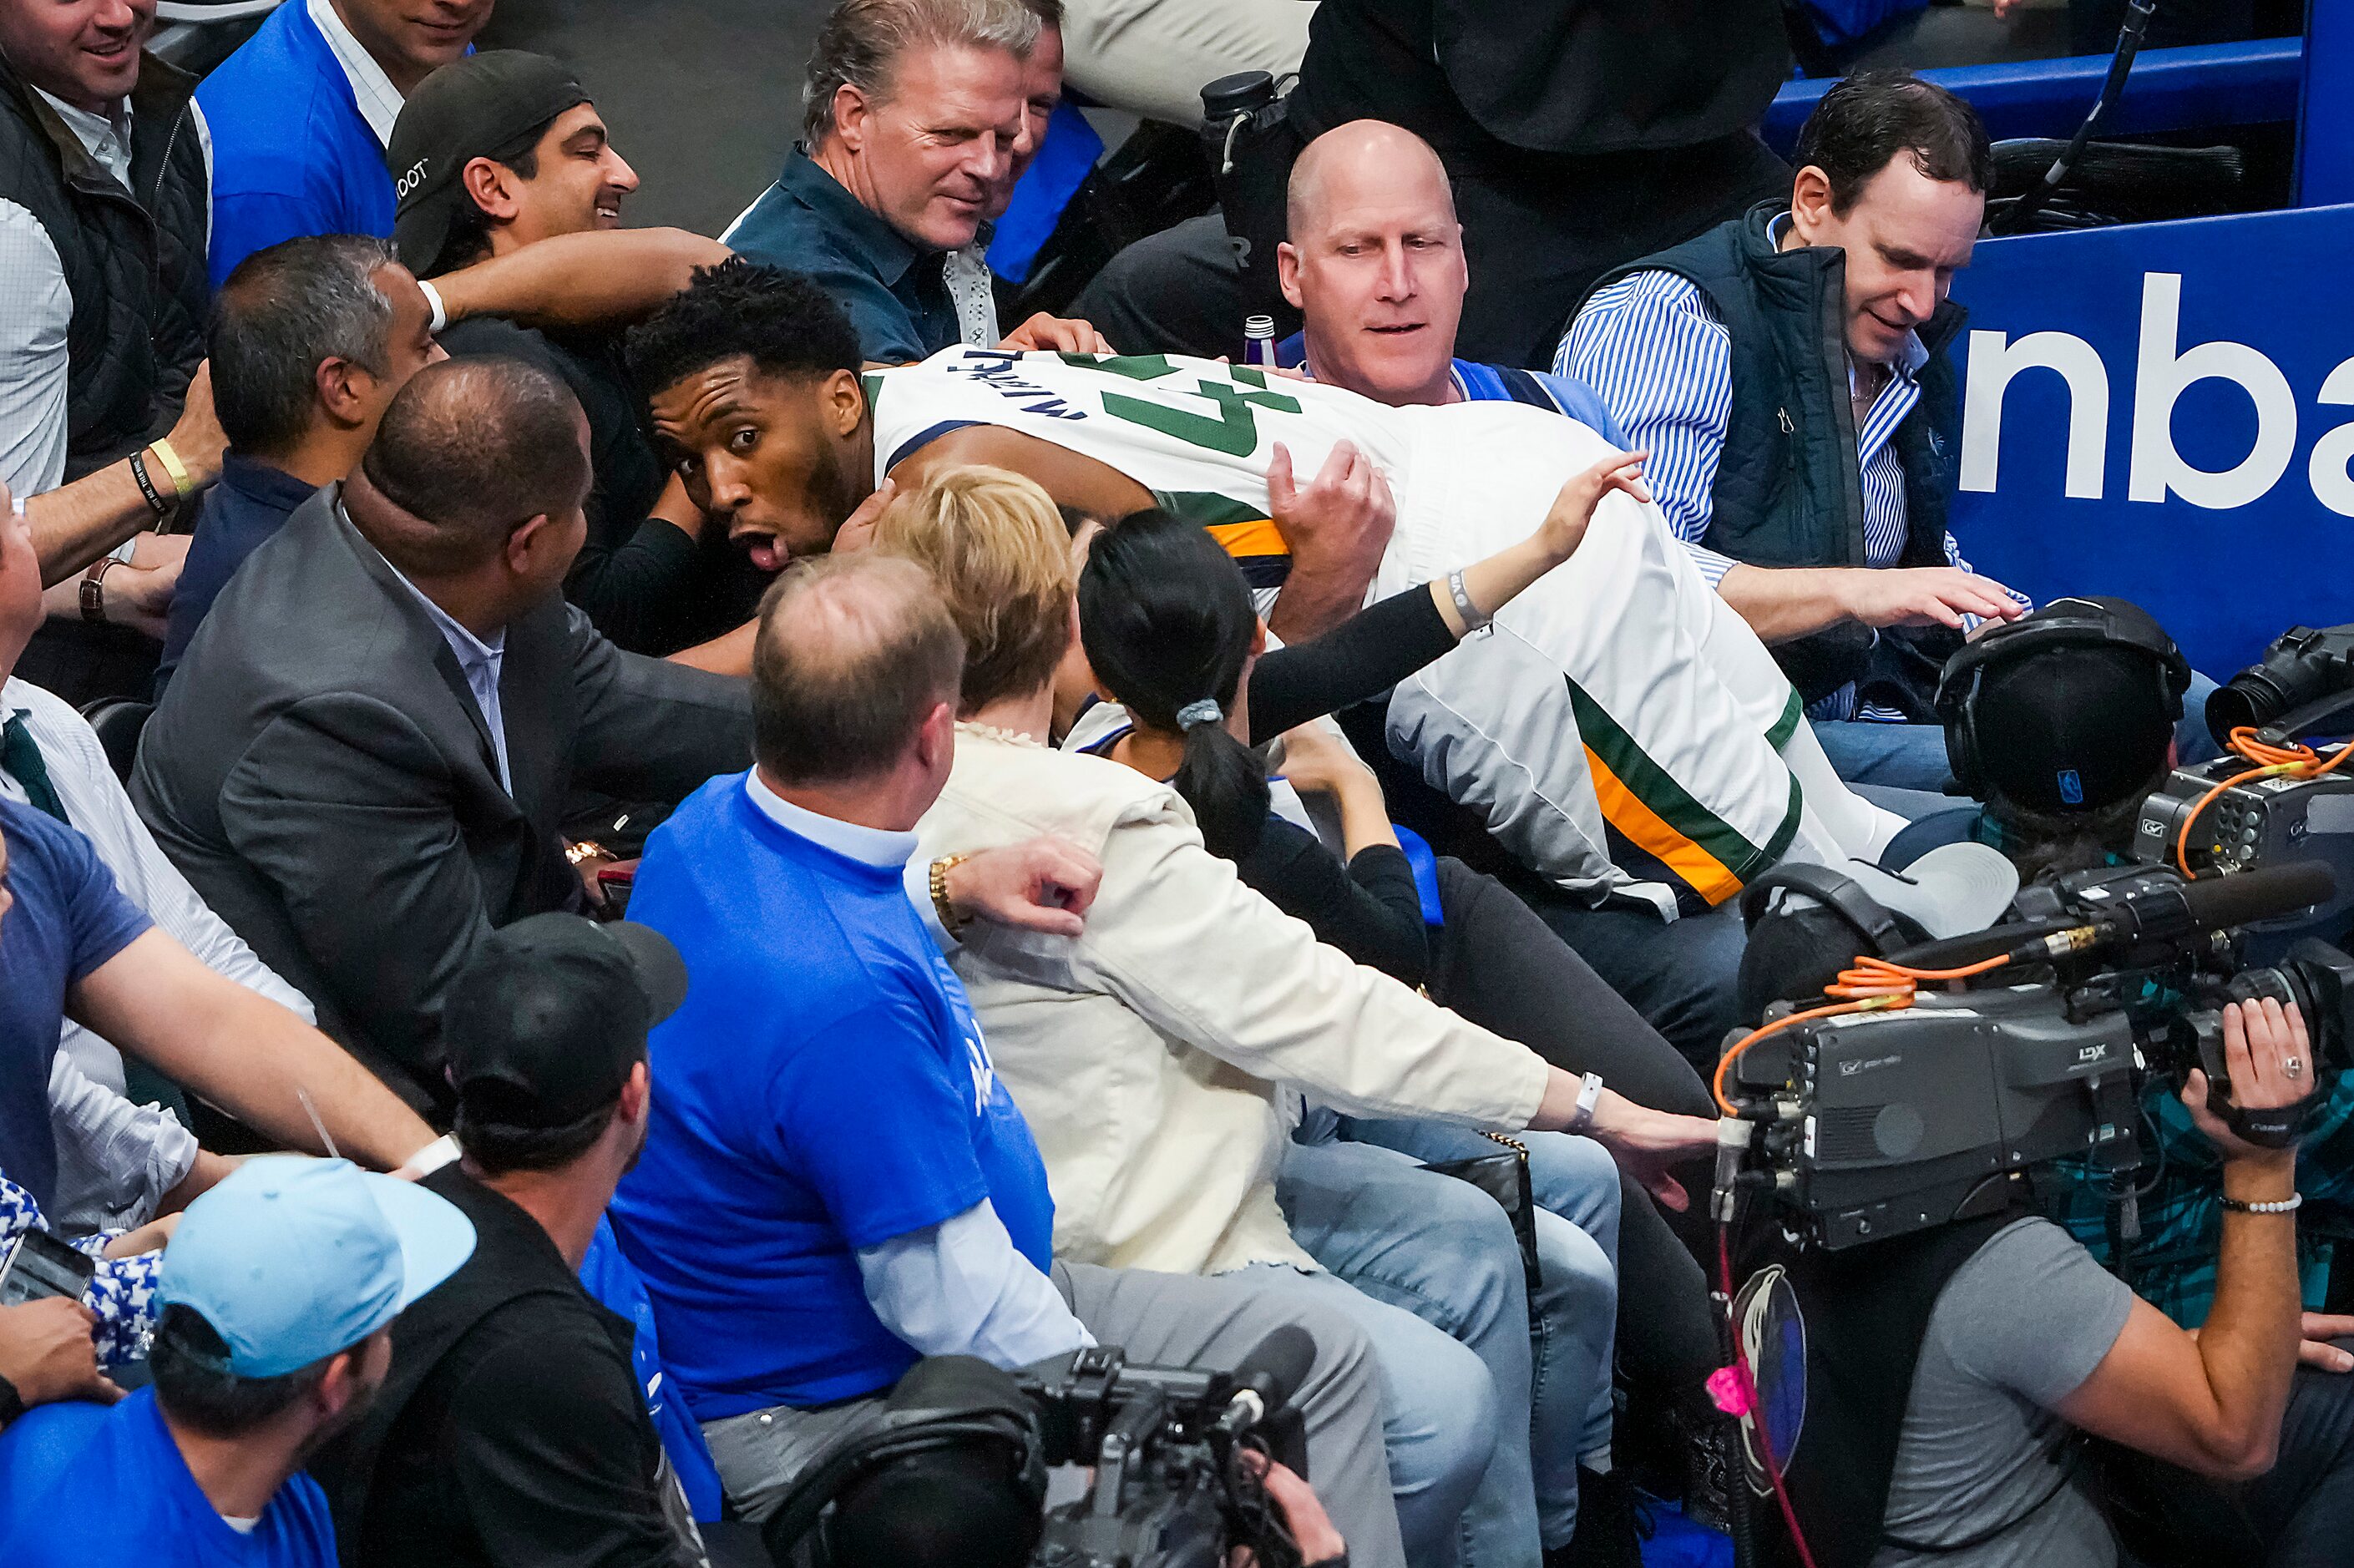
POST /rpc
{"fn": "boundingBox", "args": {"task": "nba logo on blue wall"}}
[2057,770,2084,806]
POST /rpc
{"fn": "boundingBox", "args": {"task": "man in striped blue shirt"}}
[1559,70,2028,797]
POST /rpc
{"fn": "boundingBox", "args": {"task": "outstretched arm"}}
[72,930,437,1171]
[431,229,732,330]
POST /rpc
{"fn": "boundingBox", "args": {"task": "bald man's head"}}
[751,552,965,787]
[360,357,592,575]
[1284,119,1454,243]
[1278,121,1467,408]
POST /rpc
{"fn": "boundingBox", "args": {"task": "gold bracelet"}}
[146,438,194,497]
[930,853,972,937]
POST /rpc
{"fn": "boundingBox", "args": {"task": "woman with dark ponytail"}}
[1076,484,1742,1526]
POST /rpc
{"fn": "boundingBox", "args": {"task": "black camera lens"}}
[2209,625,2354,736]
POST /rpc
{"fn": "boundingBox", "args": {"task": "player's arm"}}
[884,424,1155,520]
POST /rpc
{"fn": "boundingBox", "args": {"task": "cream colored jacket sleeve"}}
[1063,793,1549,1130]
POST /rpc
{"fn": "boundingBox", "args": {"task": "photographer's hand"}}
[2184,996,2314,1167]
[1230,1452,1346,1568]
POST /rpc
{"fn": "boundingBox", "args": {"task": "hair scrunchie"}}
[1176,699,1223,731]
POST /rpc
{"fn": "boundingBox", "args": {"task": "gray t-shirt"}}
[1873,1216,2135,1568]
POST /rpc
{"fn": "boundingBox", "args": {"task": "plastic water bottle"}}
[1243,315,1278,370]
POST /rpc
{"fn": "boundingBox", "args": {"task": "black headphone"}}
[1932,597,2192,799]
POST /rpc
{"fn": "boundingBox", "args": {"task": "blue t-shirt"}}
[609,775,1056,1418]
[196,0,397,289]
[0,1388,337,1566]
[578,1217,724,1522]
[0,798,154,1210]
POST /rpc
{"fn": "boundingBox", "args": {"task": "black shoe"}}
[1544,1465,1645,1568]
[1672,1404,1739,1536]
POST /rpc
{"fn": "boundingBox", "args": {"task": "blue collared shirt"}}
[721,148,961,363]
[157,453,320,691]
[1559,220,2027,721]
[377,549,512,793]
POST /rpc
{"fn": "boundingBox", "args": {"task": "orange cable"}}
[2173,728,2352,878]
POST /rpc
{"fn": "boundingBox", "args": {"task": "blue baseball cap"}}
[157,1156,476,1378]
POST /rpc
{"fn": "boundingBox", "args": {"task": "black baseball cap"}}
[388,51,590,276]
[1972,599,2182,815]
[443,913,687,1130]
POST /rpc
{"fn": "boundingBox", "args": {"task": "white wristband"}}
[417,277,448,335]
[1565,1071,1605,1136]
[400,1133,462,1177]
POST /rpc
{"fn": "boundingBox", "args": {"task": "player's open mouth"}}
[744,538,784,573]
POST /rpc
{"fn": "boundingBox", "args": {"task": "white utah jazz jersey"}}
[867,346,1414,584]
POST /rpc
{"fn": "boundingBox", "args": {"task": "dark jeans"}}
[2105,1350,2354,1565]
[1073,134,1789,370]
[1510,882,1749,1079]
[1425,858,1725,1395]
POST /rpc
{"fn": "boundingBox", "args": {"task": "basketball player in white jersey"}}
[628,259,1904,918]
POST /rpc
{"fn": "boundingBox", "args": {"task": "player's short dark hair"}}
[1795,68,1992,214]
[625,258,863,405]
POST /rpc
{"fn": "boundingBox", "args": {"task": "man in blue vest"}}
[1560,69,2030,797]
[199,0,494,288]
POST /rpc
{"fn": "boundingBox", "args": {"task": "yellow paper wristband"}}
[146,438,194,497]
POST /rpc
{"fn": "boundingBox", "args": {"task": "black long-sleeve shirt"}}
[1250,586,1457,743]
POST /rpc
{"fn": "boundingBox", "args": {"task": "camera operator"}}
[1868,996,2315,1565]
[1891,600,2354,1562]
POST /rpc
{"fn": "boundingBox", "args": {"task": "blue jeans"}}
[1520,893,1749,1073]
[1344,1120,1622,1542]
[1281,1130,1621,1561]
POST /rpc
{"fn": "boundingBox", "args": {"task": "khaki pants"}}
[1060,0,1316,127]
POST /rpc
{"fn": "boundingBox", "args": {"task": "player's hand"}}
[1268,439,1394,586]
[999,313,1116,356]
[164,362,226,483]
[2184,996,2313,1168]
[943,837,1102,938]
[1837,566,2026,631]
[1536,449,1650,563]
[0,1298,122,1408]
[830,477,899,555]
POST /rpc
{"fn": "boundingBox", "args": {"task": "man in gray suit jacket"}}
[134,357,752,1113]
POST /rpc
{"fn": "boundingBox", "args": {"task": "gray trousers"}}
[701,1260,1407,1568]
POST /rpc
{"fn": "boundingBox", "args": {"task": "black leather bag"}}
[1425,1131,1544,1297]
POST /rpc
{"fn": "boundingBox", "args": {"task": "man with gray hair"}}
[724,0,1106,362]
[157,235,445,691]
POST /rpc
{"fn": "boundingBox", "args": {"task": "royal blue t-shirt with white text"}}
[609,775,1056,1419]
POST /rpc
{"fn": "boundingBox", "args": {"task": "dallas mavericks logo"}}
[964,1023,998,1115]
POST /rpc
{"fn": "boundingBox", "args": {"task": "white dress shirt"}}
[0,87,213,497]
[742,769,1093,1369]
[306,0,403,145]
[2,677,316,1227]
